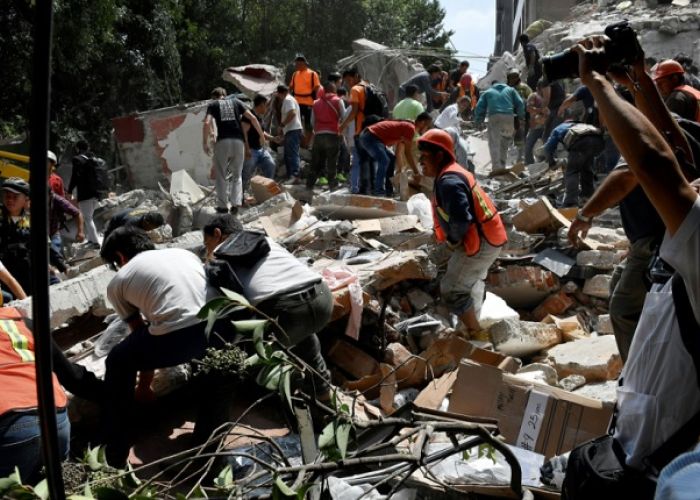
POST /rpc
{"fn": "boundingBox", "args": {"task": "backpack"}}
[78,154,111,197]
[204,230,270,295]
[361,83,390,119]
[562,123,603,149]
[562,273,700,500]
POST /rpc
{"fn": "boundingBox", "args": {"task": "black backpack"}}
[561,273,700,500]
[78,154,111,198]
[362,83,389,119]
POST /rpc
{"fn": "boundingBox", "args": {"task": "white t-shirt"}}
[107,248,208,335]
[281,95,303,134]
[229,238,320,305]
[341,103,356,145]
[615,195,700,469]
[435,103,461,130]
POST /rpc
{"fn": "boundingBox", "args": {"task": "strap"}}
[323,97,340,118]
[644,273,700,474]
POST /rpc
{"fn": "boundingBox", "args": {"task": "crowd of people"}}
[3,26,700,498]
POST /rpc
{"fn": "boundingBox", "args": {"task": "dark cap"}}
[1,177,30,196]
[295,54,308,64]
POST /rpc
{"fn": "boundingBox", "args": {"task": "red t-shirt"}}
[49,173,65,197]
[367,121,415,146]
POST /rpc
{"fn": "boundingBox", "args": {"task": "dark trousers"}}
[52,338,104,401]
[337,139,351,175]
[103,321,209,466]
[564,136,604,207]
[353,135,375,194]
[307,134,340,189]
[525,126,544,165]
[359,131,396,197]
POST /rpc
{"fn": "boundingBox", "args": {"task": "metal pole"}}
[29,0,66,497]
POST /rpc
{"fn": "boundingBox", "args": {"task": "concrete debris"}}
[573,380,619,405]
[532,290,575,321]
[583,274,613,299]
[544,335,622,382]
[532,248,576,278]
[249,175,284,204]
[487,266,559,309]
[478,292,520,329]
[576,250,624,270]
[596,314,614,335]
[489,319,562,357]
[515,363,559,386]
[558,374,587,392]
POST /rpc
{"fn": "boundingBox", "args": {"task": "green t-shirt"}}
[392,98,424,121]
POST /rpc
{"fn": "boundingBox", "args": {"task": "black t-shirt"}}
[666,89,698,121]
[207,97,246,141]
[242,111,262,150]
[547,82,565,110]
[617,165,665,243]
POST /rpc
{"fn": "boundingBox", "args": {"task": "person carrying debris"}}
[201,214,333,401]
[242,94,276,193]
[359,113,432,197]
[473,80,525,175]
[307,82,345,191]
[99,226,213,466]
[417,129,507,334]
[652,59,700,122]
[543,115,605,207]
[203,87,266,213]
[561,35,700,499]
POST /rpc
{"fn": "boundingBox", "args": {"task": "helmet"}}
[1,177,30,196]
[417,129,456,161]
[47,150,57,164]
[652,60,685,81]
[507,68,521,77]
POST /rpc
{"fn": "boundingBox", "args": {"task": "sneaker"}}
[317,176,329,186]
[336,173,348,183]
[284,176,302,185]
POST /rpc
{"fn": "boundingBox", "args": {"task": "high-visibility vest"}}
[0,307,67,416]
[290,68,320,106]
[431,163,507,256]
[676,85,700,122]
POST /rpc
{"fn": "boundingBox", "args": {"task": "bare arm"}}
[0,268,26,300]
[403,139,419,173]
[576,40,697,235]
[202,114,213,155]
[243,109,266,146]
[339,104,358,133]
[75,211,85,242]
[557,94,576,117]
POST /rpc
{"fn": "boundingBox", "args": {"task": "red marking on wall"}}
[112,115,145,143]
[149,115,187,176]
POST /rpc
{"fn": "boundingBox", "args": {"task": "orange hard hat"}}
[652,59,685,81]
[417,129,455,161]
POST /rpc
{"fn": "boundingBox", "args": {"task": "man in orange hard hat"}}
[652,59,700,122]
[418,129,507,334]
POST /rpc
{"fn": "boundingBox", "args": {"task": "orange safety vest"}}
[676,84,700,122]
[290,68,320,106]
[0,307,67,416]
[431,163,507,256]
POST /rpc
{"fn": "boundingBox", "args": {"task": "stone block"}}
[478,291,520,330]
[583,274,612,299]
[512,197,567,234]
[516,363,559,386]
[573,381,618,405]
[597,314,614,335]
[532,290,575,321]
[312,192,409,220]
[576,250,624,270]
[489,319,562,357]
[558,375,586,392]
[544,335,622,382]
[486,265,559,309]
[250,175,283,204]
[351,250,437,291]
[542,314,589,342]
[406,288,434,311]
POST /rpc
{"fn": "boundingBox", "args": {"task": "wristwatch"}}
[576,211,593,224]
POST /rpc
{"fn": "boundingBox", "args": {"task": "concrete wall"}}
[495,0,577,55]
[112,101,212,190]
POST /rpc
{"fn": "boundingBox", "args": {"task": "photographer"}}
[561,33,700,499]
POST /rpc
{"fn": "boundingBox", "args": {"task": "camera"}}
[541,21,643,82]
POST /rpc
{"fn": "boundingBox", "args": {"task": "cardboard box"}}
[448,359,613,458]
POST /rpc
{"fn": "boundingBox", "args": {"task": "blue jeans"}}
[525,127,543,165]
[284,129,302,178]
[352,135,374,194]
[359,131,395,196]
[242,148,276,189]
[0,410,70,481]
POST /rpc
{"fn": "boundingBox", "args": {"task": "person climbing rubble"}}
[417,129,507,335]
[473,79,525,175]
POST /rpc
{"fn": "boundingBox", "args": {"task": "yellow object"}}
[0,151,30,181]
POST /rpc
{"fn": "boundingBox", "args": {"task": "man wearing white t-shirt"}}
[434,96,470,130]
[572,38,700,489]
[100,226,212,466]
[277,84,304,184]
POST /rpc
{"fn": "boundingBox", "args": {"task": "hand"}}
[690,177,700,195]
[571,35,612,86]
[568,218,592,247]
[203,143,211,155]
[245,148,252,160]
[75,231,85,243]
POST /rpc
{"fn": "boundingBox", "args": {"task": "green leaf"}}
[273,476,296,497]
[197,297,232,319]
[0,473,20,493]
[213,464,234,489]
[336,422,351,459]
[120,463,141,488]
[189,484,208,499]
[34,479,48,500]
[85,446,104,471]
[244,354,260,367]
[257,364,282,391]
[318,422,335,449]
[232,319,267,333]
[220,288,250,306]
[280,366,293,411]
[253,323,268,360]
[67,496,95,500]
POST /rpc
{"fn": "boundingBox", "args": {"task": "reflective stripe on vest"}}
[1,319,34,362]
[431,163,507,256]
[676,85,700,122]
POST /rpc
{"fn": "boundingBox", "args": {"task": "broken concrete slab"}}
[170,169,205,205]
[558,374,586,392]
[406,288,434,311]
[544,335,622,382]
[221,64,283,98]
[486,265,559,309]
[596,314,614,335]
[337,250,437,291]
[583,274,612,299]
[515,363,559,386]
[511,196,570,234]
[576,250,624,270]
[249,175,283,204]
[542,314,589,342]
[532,290,575,321]
[489,319,562,358]
[312,192,409,220]
[478,291,520,330]
[573,380,618,406]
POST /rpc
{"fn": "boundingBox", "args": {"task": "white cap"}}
[47,150,57,164]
